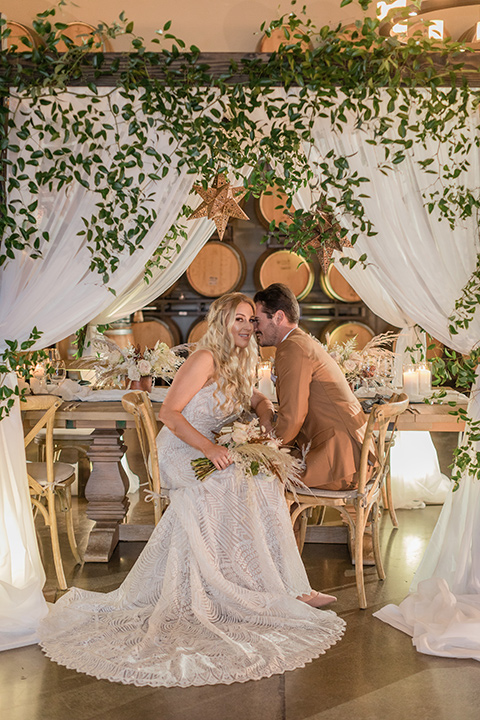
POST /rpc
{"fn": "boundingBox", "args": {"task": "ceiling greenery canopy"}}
[1,0,480,273]
[1,0,480,420]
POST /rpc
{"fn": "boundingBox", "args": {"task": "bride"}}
[38,293,345,687]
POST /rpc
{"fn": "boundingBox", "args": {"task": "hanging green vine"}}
[1,0,480,280]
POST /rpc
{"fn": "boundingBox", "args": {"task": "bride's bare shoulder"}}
[160,349,215,417]
[173,348,215,384]
[187,348,215,371]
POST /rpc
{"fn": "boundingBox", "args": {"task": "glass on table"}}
[48,359,66,385]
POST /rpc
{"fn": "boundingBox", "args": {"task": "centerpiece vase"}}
[125,376,153,392]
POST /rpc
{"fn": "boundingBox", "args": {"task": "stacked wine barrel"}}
[110,186,380,351]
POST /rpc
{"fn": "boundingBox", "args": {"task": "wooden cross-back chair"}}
[286,393,409,609]
[22,395,82,590]
[121,391,167,525]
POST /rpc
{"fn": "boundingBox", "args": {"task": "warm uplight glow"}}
[476,21,480,41]
[401,533,426,566]
[429,19,444,40]
[377,0,406,22]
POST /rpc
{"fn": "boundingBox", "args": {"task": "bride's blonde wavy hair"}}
[197,293,258,414]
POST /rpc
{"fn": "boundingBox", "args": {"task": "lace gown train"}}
[38,384,345,687]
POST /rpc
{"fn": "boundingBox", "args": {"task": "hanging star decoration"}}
[292,202,352,273]
[188,174,249,240]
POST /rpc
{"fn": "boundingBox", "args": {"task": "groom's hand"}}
[261,419,274,435]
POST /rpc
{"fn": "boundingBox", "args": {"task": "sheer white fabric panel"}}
[307,108,480,354]
[0,374,48,651]
[374,377,480,658]
[93,218,215,324]
[0,91,201,650]
[303,96,480,656]
[411,380,480,593]
[0,91,195,350]
[94,167,252,324]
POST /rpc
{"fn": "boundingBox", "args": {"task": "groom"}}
[253,283,371,491]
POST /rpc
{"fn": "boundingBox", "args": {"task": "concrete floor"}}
[1,431,478,720]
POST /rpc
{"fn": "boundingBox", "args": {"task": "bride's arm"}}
[251,388,275,434]
[158,349,232,471]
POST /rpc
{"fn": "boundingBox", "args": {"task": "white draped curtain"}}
[304,107,480,352]
[93,218,215,325]
[303,98,480,657]
[93,162,252,326]
[0,90,215,650]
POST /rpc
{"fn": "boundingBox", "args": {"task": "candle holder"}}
[402,362,432,400]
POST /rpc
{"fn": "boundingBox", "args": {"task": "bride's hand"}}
[204,443,233,471]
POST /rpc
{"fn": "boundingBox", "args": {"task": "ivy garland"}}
[0,0,480,491]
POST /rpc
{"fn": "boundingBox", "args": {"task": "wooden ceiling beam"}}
[2,50,480,86]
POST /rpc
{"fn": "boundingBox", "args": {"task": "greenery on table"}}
[1,0,480,487]
[0,328,46,421]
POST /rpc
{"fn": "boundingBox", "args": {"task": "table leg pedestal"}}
[84,429,129,562]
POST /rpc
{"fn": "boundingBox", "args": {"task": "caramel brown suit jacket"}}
[274,328,370,491]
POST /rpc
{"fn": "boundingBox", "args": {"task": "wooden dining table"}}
[23,396,468,562]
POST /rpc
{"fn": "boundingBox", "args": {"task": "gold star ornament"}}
[294,207,352,273]
[188,174,249,240]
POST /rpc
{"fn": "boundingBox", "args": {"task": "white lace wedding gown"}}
[38,383,345,687]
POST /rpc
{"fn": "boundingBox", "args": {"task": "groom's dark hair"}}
[254,283,300,324]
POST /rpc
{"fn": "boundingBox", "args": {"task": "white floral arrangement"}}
[78,334,184,387]
[102,342,183,383]
[321,331,398,387]
[191,418,305,491]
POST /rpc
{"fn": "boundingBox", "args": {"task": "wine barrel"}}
[320,265,361,303]
[132,318,181,351]
[254,249,314,300]
[104,319,134,349]
[187,318,209,345]
[255,184,295,229]
[6,22,41,52]
[257,26,313,52]
[54,22,108,52]
[186,241,246,297]
[320,321,375,351]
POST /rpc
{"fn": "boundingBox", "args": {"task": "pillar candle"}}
[402,368,419,397]
[417,365,432,394]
